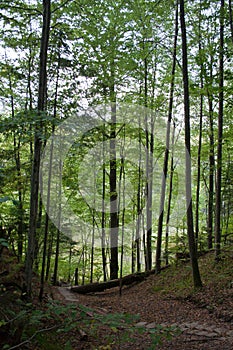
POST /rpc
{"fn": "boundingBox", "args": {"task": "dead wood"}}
[71,266,169,294]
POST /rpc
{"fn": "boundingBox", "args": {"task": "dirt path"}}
[52,275,233,349]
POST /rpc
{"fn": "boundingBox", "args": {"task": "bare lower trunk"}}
[156,2,178,272]
[215,0,224,260]
[180,0,202,289]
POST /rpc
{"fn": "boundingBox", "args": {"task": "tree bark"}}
[229,0,233,42]
[109,65,118,280]
[207,90,215,249]
[180,0,202,289]
[195,2,204,248]
[25,0,51,298]
[144,50,153,271]
[9,73,24,262]
[215,0,225,260]
[156,1,178,273]
[101,124,107,281]
[71,270,155,294]
[165,124,176,265]
[71,265,170,294]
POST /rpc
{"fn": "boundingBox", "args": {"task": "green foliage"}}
[153,247,233,298]
[78,304,178,349]
[0,237,8,248]
[1,0,233,303]
[0,299,177,349]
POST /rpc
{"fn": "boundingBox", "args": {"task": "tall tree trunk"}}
[131,205,136,274]
[135,114,142,272]
[207,89,215,249]
[156,1,178,272]
[26,23,34,159]
[165,123,176,266]
[101,132,107,281]
[180,0,202,289]
[195,100,203,248]
[144,50,153,271]
[215,0,225,260]
[53,147,62,286]
[9,73,24,261]
[229,0,233,42]
[90,169,96,283]
[25,0,51,298]
[119,153,125,296]
[109,67,118,280]
[142,214,147,269]
[195,6,204,248]
[39,34,61,299]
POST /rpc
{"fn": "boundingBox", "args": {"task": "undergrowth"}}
[0,298,178,350]
[152,247,233,300]
[1,247,232,349]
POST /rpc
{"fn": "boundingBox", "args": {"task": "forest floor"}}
[1,248,233,349]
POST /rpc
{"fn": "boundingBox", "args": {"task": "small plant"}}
[0,238,8,248]
[1,300,179,349]
[78,305,178,349]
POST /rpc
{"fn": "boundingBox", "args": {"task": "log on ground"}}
[71,270,156,294]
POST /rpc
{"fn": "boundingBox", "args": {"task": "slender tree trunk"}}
[39,36,61,299]
[109,70,118,280]
[25,23,34,159]
[143,44,152,271]
[90,168,96,283]
[180,0,202,289]
[45,233,53,281]
[142,214,147,269]
[144,50,153,271]
[131,204,136,274]
[229,0,233,42]
[207,90,214,249]
[195,12,204,248]
[25,0,51,298]
[39,178,52,299]
[215,0,225,260]
[195,0,204,248]
[119,154,125,296]
[195,101,203,248]
[156,2,178,272]
[101,137,107,281]
[53,147,62,286]
[9,74,24,262]
[90,225,94,283]
[135,115,142,272]
[82,247,85,285]
[165,124,176,266]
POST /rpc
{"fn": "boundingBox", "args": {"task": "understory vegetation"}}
[0,246,232,349]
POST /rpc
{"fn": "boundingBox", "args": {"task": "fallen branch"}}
[7,324,59,350]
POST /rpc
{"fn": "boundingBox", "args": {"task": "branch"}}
[52,0,74,14]
[0,5,42,16]
[7,324,58,350]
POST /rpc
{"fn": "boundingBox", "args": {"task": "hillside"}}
[0,247,233,349]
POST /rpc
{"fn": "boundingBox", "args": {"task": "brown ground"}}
[52,267,233,350]
[1,249,233,349]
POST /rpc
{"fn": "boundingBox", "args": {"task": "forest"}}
[0,0,233,305]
